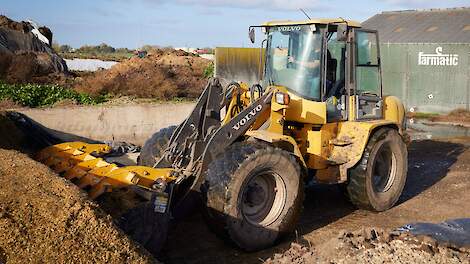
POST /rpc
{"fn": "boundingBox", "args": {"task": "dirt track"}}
[161,138,470,263]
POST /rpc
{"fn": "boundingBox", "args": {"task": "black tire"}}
[347,128,408,212]
[202,142,303,251]
[138,126,176,167]
[118,202,170,256]
[138,125,200,219]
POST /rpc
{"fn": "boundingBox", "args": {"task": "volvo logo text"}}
[232,105,263,130]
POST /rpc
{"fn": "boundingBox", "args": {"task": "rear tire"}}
[347,128,408,212]
[138,126,176,167]
[202,142,303,251]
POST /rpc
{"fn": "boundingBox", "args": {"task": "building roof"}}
[261,18,361,28]
[362,7,470,43]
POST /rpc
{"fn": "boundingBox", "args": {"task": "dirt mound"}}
[0,15,68,84]
[265,228,470,264]
[0,148,157,264]
[73,49,210,99]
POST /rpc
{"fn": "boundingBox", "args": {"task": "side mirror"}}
[249,27,255,44]
[337,24,348,41]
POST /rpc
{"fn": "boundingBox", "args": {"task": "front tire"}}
[202,142,303,251]
[138,126,176,167]
[347,128,408,212]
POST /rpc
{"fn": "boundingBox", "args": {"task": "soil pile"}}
[73,49,211,99]
[265,228,470,264]
[0,148,157,264]
[0,15,68,84]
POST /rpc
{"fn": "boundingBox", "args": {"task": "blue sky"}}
[2,0,468,48]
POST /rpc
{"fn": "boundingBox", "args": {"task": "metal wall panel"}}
[380,43,470,113]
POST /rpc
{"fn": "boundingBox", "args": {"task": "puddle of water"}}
[398,218,470,248]
[407,118,470,140]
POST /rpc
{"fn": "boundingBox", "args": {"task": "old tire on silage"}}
[118,202,170,256]
[138,126,176,167]
[346,128,408,212]
[202,142,303,251]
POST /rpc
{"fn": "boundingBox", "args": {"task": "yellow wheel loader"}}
[37,18,408,253]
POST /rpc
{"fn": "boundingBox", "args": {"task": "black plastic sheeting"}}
[6,111,139,157]
[7,111,97,150]
[0,27,68,73]
[399,218,470,248]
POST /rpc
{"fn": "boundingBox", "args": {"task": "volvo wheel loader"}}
[37,18,408,254]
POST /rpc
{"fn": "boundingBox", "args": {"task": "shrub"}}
[0,82,106,107]
[203,63,214,79]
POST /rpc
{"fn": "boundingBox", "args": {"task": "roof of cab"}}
[261,18,361,28]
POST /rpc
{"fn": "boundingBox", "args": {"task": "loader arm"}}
[36,78,273,201]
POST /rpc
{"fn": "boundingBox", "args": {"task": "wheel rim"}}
[241,170,287,226]
[372,142,397,193]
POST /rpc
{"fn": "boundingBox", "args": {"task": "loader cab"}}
[259,20,383,123]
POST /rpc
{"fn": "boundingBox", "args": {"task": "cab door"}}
[352,29,383,120]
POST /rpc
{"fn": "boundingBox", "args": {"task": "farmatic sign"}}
[418,47,459,66]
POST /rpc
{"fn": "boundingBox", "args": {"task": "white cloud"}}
[143,0,321,11]
[383,0,429,4]
[381,0,466,8]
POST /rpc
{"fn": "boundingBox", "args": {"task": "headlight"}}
[275,92,290,105]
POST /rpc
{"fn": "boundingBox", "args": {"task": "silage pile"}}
[0,149,157,264]
[0,15,68,84]
[0,111,157,263]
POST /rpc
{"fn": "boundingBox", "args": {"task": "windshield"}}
[265,25,322,101]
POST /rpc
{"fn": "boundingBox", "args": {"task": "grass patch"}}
[0,82,107,107]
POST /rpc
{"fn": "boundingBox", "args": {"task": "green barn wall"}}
[380,43,470,113]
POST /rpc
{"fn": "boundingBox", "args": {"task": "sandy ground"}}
[160,138,470,263]
[0,149,157,264]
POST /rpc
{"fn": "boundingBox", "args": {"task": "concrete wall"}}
[19,103,195,145]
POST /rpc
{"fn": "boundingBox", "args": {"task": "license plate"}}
[154,196,168,213]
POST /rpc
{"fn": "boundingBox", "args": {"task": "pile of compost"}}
[73,49,211,99]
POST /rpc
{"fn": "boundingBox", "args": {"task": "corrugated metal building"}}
[363,7,470,113]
